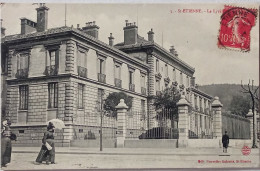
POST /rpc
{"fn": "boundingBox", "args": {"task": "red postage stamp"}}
[218,5,258,52]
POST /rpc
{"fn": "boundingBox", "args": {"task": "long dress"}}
[1,126,12,166]
[222,134,229,148]
[36,130,55,163]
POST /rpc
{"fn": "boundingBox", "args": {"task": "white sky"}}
[1,3,259,85]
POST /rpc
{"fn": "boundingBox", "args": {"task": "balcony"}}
[164,77,170,85]
[179,84,185,90]
[16,68,28,79]
[141,87,146,95]
[156,91,162,96]
[172,81,178,87]
[98,73,106,83]
[114,78,122,88]
[155,72,162,80]
[78,66,87,78]
[45,65,58,76]
[129,83,135,92]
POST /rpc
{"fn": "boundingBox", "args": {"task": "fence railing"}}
[222,112,250,139]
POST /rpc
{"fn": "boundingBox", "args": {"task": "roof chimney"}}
[147,28,154,42]
[191,77,195,87]
[20,18,37,34]
[169,45,178,57]
[108,33,114,46]
[1,19,5,37]
[36,4,49,32]
[123,20,138,45]
[82,21,99,39]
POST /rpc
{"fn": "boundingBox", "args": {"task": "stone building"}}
[1,5,213,146]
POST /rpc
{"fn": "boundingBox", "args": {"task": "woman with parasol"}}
[35,119,65,165]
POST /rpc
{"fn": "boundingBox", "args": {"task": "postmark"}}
[218,5,258,52]
[241,145,251,156]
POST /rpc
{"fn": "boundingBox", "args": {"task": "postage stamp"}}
[218,5,258,52]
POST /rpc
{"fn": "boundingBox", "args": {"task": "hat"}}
[47,122,55,130]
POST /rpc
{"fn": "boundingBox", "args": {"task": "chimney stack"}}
[82,21,99,39]
[20,18,37,34]
[1,19,5,37]
[147,28,154,42]
[108,33,114,46]
[123,20,138,45]
[169,46,178,57]
[190,77,195,87]
[1,27,5,37]
[36,4,49,32]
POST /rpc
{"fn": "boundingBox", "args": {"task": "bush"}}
[103,92,132,117]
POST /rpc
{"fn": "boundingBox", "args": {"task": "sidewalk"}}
[12,146,260,156]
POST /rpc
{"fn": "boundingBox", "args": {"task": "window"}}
[17,53,29,78]
[19,85,28,110]
[141,100,145,113]
[48,83,58,108]
[97,58,105,74]
[78,84,84,109]
[129,71,134,84]
[46,49,59,76]
[173,68,176,81]
[97,88,104,111]
[115,64,121,79]
[165,64,168,77]
[77,50,87,68]
[186,76,190,87]
[156,59,159,72]
[140,74,146,88]
[17,53,29,70]
[155,79,160,91]
[200,115,202,128]
[180,72,183,85]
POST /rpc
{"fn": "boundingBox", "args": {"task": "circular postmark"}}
[241,146,251,156]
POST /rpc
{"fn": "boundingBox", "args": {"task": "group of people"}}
[1,120,56,168]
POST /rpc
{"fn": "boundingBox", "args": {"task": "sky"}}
[1,3,259,85]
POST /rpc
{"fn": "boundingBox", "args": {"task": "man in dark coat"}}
[222,131,229,153]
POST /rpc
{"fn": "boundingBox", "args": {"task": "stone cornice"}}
[3,26,150,71]
[115,42,195,75]
[191,87,213,100]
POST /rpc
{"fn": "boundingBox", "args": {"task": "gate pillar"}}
[177,95,190,148]
[211,96,223,147]
[115,99,128,148]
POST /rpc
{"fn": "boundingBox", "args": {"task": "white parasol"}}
[46,119,65,130]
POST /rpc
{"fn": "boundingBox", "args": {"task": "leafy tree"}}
[229,95,251,117]
[103,92,132,117]
[152,85,181,120]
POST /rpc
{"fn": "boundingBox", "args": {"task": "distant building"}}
[1,5,213,146]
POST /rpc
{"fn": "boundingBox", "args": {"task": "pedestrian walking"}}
[1,119,16,167]
[35,122,56,165]
[222,131,229,153]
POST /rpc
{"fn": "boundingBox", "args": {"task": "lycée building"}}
[1,5,213,146]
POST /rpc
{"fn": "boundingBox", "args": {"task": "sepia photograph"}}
[0,1,259,170]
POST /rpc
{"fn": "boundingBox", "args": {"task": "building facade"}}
[1,5,213,146]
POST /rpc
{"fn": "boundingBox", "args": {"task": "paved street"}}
[2,147,259,170]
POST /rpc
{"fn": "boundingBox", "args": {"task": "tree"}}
[152,85,182,120]
[229,95,251,117]
[103,92,132,117]
[241,80,259,148]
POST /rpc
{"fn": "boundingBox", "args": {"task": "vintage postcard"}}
[0,1,259,170]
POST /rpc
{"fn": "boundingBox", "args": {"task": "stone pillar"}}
[246,109,253,140]
[147,49,155,129]
[211,96,223,146]
[115,99,128,148]
[177,95,190,148]
[62,125,74,147]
